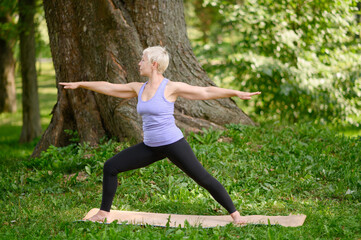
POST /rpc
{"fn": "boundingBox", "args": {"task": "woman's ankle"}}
[98,210,110,215]
[230,211,240,218]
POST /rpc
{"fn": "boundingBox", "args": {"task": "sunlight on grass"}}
[40,88,57,94]
[1,61,57,128]
[334,115,361,137]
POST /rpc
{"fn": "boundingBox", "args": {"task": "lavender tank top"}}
[137,78,184,147]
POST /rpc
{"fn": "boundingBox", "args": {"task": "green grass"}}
[0,62,360,239]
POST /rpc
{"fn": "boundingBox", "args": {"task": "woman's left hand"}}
[236,91,261,100]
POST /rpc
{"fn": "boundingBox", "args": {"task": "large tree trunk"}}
[19,0,42,143]
[32,0,255,157]
[0,15,17,113]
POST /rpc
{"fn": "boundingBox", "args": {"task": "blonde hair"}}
[142,46,169,74]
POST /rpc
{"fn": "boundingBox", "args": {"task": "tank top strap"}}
[138,81,148,101]
[157,78,168,97]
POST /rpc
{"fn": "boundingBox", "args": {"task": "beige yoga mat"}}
[83,208,306,228]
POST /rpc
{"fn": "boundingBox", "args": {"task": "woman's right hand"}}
[59,82,80,89]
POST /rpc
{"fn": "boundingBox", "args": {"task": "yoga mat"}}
[83,208,306,227]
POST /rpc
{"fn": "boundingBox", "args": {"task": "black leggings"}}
[100,138,237,214]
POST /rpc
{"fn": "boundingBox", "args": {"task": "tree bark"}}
[32,0,255,157]
[19,0,42,143]
[0,15,17,113]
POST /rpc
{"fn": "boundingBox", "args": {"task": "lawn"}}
[0,62,360,239]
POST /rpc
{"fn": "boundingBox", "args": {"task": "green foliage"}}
[0,0,18,42]
[188,128,223,144]
[2,123,360,239]
[24,136,125,175]
[186,0,361,124]
[0,0,52,61]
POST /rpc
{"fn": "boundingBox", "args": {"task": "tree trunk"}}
[32,0,255,157]
[19,0,42,143]
[356,2,361,39]
[0,15,17,113]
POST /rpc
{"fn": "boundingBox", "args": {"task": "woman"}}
[60,46,261,224]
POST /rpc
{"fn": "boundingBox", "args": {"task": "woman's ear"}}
[152,61,158,70]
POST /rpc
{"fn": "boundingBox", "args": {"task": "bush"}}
[24,133,126,175]
[186,0,361,124]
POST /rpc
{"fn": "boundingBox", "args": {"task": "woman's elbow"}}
[201,87,214,100]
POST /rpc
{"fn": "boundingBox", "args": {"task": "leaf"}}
[85,165,91,175]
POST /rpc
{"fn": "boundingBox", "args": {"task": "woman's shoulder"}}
[166,80,191,90]
[165,79,181,91]
[125,82,144,95]
[126,81,143,88]
[165,80,185,88]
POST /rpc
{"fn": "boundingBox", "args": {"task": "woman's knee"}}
[103,160,118,176]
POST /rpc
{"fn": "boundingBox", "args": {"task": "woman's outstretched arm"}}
[59,81,142,99]
[170,82,261,101]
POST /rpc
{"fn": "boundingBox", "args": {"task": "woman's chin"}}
[140,72,149,77]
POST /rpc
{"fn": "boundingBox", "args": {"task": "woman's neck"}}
[147,72,164,86]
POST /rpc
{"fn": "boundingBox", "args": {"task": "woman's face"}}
[138,54,152,77]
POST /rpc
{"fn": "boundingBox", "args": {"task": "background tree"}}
[32,0,255,157]
[356,1,361,38]
[0,0,17,113]
[19,0,42,143]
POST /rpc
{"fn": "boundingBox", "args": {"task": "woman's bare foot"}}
[85,210,110,223]
[230,211,246,225]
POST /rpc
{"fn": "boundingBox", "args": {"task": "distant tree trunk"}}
[32,0,255,157]
[19,0,42,143]
[0,15,17,113]
[356,1,361,39]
